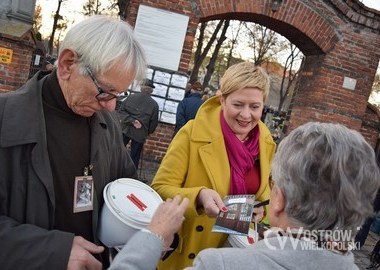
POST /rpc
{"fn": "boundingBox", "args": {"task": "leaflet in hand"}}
[212,194,255,236]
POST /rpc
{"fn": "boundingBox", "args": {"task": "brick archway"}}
[125,0,380,176]
[198,1,338,55]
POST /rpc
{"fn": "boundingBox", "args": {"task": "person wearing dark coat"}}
[118,79,159,169]
[0,16,146,270]
[173,81,203,137]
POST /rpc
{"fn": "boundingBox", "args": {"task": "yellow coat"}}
[151,96,276,270]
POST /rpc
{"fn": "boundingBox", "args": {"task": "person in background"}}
[118,79,159,170]
[173,81,204,137]
[184,82,192,98]
[115,91,128,111]
[110,122,380,270]
[201,87,211,103]
[151,61,276,269]
[0,15,146,270]
[45,55,56,71]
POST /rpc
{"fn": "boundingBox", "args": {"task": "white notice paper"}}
[152,83,168,97]
[168,87,185,101]
[151,96,165,111]
[134,5,189,71]
[163,100,179,114]
[160,111,176,125]
[146,68,154,80]
[171,74,188,88]
[154,71,171,85]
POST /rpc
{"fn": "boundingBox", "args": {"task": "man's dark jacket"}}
[118,92,159,143]
[0,72,136,269]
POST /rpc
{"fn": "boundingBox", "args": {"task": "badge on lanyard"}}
[73,165,94,213]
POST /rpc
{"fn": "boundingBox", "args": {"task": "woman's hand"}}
[196,189,227,218]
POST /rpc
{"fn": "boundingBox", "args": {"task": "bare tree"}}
[243,22,287,65]
[48,0,66,55]
[277,43,302,112]
[83,0,102,15]
[190,20,305,110]
[369,72,380,108]
[189,20,225,84]
[374,73,380,92]
[33,5,43,36]
[203,20,230,88]
[53,18,70,53]
[116,0,130,20]
[226,21,243,68]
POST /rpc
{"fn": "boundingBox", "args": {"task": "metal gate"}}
[28,48,46,79]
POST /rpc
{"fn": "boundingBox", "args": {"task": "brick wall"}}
[145,123,175,160]
[137,123,174,182]
[0,33,34,92]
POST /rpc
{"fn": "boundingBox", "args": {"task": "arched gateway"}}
[122,0,379,178]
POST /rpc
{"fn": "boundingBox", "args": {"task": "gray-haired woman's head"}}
[272,122,380,235]
[59,15,146,81]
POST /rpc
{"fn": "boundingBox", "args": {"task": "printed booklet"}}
[212,194,255,236]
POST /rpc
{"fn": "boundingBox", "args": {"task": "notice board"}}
[129,67,188,125]
[134,5,189,71]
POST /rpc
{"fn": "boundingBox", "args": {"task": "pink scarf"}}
[221,112,260,195]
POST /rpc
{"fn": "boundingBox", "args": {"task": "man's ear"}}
[57,49,78,80]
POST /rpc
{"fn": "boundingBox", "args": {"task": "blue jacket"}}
[174,92,203,136]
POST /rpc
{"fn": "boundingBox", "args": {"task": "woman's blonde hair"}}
[220,62,270,101]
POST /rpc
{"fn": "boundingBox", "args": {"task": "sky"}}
[360,0,380,10]
[36,0,86,38]
[35,0,118,38]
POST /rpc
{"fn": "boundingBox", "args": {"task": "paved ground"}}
[354,231,380,269]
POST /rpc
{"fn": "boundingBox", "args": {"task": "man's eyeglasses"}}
[86,66,121,101]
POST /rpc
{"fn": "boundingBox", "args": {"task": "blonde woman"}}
[151,62,276,269]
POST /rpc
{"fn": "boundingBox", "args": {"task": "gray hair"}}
[59,15,146,81]
[272,122,380,234]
